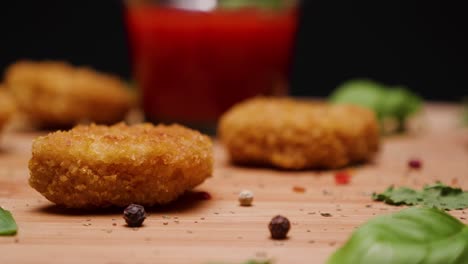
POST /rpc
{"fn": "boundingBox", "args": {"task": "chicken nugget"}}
[218,97,379,169]
[29,123,213,208]
[0,86,15,131]
[4,60,133,127]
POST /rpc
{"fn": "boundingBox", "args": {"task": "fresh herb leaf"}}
[372,186,420,205]
[329,79,423,134]
[243,261,272,264]
[0,207,18,236]
[218,0,284,10]
[379,87,422,120]
[462,97,468,126]
[329,79,385,115]
[208,260,272,264]
[372,183,468,210]
[327,207,468,264]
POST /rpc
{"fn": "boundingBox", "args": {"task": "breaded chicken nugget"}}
[218,97,379,169]
[29,123,213,208]
[0,86,15,131]
[4,61,133,127]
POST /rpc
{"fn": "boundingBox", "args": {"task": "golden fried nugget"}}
[0,86,15,131]
[29,123,213,208]
[218,97,379,169]
[4,61,133,127]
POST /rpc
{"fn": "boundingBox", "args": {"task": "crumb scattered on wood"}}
[293,186,306,193]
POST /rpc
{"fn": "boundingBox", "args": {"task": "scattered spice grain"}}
[408,158,422,169]
[123,204,146,227]
[238,190,254,206]
[292,186,306,193]
[334,171,351,185]
[268,215,291,240]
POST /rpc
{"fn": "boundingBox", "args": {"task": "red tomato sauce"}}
[125,6,298,124]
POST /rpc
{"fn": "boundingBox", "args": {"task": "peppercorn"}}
[268,215,290,239]
[238,190,254,206]
[123,204,146,227]
[408,159,422,169]
[334,171,351,185]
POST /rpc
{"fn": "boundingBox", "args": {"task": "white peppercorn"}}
[238,190,254,206]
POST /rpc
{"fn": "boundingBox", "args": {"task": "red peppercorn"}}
[268,215,290,240]
[334,171,351,185]
[408,159,422,169]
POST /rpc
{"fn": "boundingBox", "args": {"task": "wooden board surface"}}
[1,104,467,264]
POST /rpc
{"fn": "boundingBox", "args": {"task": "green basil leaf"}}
[329,79,385,117]
[207,260,271,264]
[327,207,468,264]
[0,207,18,236]
[462,97,468,126]
[379,87,422,119]
[329,79,423,134]
[243,261,271,264]
[218,0,284,10]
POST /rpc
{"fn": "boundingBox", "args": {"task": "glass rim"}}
[125,0,298,12]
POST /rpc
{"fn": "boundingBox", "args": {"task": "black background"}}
[1,1,467,101]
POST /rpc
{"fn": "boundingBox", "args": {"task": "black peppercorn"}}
[123,204,146,227]
[268,215,290,239]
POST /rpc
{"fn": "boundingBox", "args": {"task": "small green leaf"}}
[243,261,272,264]
[329,79,385,116]
[329,79,423,134]
[327,207,468,264]
[207,260,272,264]
[372,183,468,210]
[380,87,422,120]
[218,0,284,10]
[0,207,18,236]
[462,97,468,126]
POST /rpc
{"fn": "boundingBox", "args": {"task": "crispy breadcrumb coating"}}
[29,123,213,208]
[4,61,133,127]
[218,97,379,169]
[0,86,15,131]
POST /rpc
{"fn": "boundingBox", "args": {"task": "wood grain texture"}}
[0,104,467,264]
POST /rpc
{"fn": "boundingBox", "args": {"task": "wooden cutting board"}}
[1,104,467,264]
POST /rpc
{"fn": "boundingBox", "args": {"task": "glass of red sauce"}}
[125,0,299,133]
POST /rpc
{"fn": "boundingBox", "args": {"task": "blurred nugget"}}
[4,61,132,127]
[218,97,379,169]
[0,86,15,131]
[29,123,213,208]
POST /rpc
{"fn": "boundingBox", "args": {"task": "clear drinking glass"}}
[125,0,299,133]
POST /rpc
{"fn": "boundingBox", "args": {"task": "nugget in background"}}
[4,61,133,127]
[29,123,213,208]
[218,97,379,169]
[0,87,15,132]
